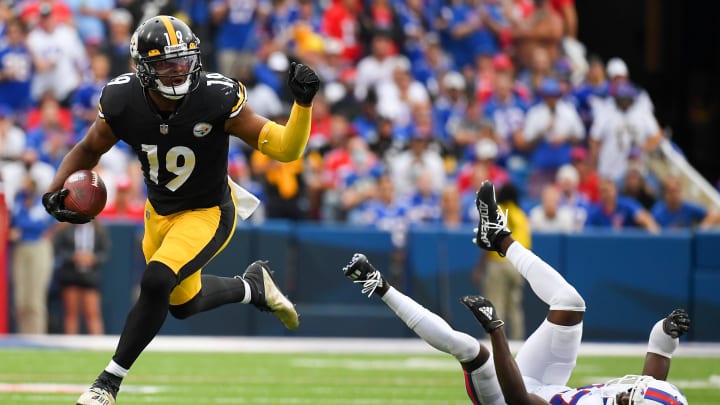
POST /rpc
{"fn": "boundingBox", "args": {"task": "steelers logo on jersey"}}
[193,122,212,137]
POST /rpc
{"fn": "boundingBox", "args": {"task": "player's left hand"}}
[287,61,320,106]
[662,309,690,338]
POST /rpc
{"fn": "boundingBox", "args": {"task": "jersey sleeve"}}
[98,73,135,126]
[228,81,247,118]
[202,73,248,119]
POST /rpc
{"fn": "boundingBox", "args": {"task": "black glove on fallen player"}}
[662,309,690,338]
[42,190,92,224]
[460,295,505,333]
[287,61,320,106]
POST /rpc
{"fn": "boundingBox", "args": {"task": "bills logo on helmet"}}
[193,122,212,137]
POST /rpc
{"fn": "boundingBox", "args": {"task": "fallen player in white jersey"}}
[342,179,690,405]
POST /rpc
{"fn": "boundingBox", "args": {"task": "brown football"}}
[63,170,108,218]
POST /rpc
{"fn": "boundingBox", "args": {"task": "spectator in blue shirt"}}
[440,0,498,70]
[9,175,56,333]
[651,177,720,229]
[0,18,33,113]
[211,0,266,77]
[585,177,659,233]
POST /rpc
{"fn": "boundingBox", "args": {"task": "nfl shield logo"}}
[159,124,169,135]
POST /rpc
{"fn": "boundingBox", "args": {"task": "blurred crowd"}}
[2,0,719,249]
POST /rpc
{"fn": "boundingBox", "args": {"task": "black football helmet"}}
[130,15,202,99]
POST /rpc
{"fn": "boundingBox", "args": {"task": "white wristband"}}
[647,319,679,358]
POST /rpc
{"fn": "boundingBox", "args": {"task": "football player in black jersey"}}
[41,15,319,405]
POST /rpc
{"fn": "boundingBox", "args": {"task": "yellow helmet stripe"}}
[159,16,178,46]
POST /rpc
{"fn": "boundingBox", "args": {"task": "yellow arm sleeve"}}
[257,102,312,162]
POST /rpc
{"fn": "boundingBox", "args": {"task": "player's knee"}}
[140,261,178,297]
[169,301,196,320]
[549,285,586,312]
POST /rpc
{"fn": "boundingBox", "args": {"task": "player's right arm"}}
[642,309,690,380]
[42,116,118,224]
[47,116,119,193]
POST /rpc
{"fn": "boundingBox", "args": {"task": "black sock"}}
[169,275,248,319]
[112,262,176,369]
[97,370,122,391]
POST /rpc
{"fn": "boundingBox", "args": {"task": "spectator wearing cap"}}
[519,77,585,199]
[99,176,145,224]
[433,70,469,152]
[19,1,73,26]
[98,176,144,224]
[26,4,88,105]
[0,18,33,113]
[605,57,653,112]
[651,176,720,229]
[354,28,402,102]
[456,138,509,195]
[97,8,134,78]
[555,163,589,229]
[589,81,663,184]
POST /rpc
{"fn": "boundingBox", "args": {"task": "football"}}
[63,170,108,218]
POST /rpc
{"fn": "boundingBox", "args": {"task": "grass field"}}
[0,348,718,404]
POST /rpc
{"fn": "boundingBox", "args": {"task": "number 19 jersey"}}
[98,72,247,215]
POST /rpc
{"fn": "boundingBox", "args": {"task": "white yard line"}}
[2,335,719,357]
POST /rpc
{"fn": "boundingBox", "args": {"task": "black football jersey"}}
[98,72,247,215]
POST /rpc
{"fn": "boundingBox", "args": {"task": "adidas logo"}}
[478,305,494,320]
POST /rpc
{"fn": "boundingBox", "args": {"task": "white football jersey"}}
[536,383,632,405]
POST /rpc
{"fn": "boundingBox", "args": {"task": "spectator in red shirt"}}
[99,177,144,223]
[570,146,599,203]
[457,139,509,194]
[322,0,363,63]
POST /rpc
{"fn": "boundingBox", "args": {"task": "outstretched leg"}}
[343,254,505,405]
[473,180,585,391]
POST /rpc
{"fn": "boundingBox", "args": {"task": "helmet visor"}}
[148,53,199,77]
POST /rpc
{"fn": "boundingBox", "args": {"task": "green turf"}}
[0,349,717,404]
